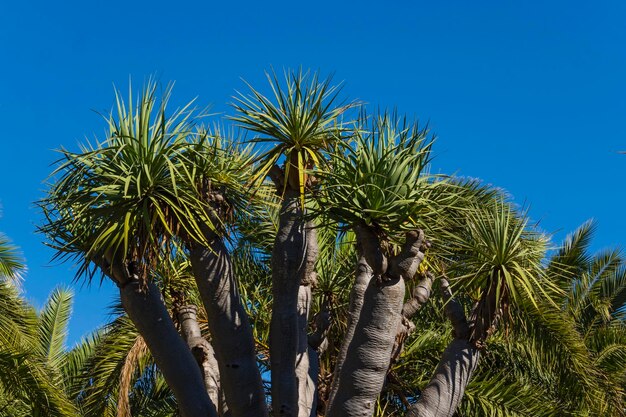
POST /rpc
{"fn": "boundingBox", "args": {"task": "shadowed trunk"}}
[391,271,435,364]
[296,284,315,417]
[326,229,427,417]
[190,237,267,417]
[308,300,331,415]
[120,280,218,417]
[177,305,227,416]
[406,279,480,417]
[270,189,307,416]
[296,223,319,417]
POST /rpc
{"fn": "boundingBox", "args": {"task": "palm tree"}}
[0,232,78,417]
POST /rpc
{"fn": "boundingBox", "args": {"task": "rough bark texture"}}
[391,271,435,364]
[326,260,372,406]
[407,279,480,417]
[326,229,427,417]
[270,189,307,416]
[177,305,224,415]
[296,284,315,417]
[120,280,218,417]
[296,223,319,417]
[190,238,267,417]
[326,274,405,417]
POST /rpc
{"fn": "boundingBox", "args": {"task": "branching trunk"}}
[406,279,480,417]
[326,229,427,417]
[177,305,225,415]
[120,279,218,417]
[391,271,435,364]
[190,237,267,417]
[270,189,307,416]
[326,272,405,416]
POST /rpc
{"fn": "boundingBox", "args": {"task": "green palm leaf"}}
[37,287,73,375]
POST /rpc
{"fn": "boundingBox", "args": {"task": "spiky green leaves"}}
[442,200,558,342]
[231,69,355,198]
[39,81,257,284]
[0,233,25,282]
[315,112,432,240]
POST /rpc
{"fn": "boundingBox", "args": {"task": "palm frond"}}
[0,233,25,282]
[37,286,73,375]
[38,79,207,285]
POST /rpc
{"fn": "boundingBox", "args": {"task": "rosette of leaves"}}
[315,111,433,242]
[39,81,251,285]
[442,200,559,343]
[231,68,356,200]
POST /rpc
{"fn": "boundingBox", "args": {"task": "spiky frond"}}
[315,111,433,240]
[0,233,25,282]
[231,68,355,197]
[443,200,556,342]
[37,287,73,376]
[38,80,213,285]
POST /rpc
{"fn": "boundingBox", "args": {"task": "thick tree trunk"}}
[326,229,427,417]
[325,256,374,409]
[177,305,225,415]
[270,189,307,416]
[406,279,480,417]
[406,340,479,417]
[190,238,268,417]
[120,280,218,417]
[326,275,405,416]
[326,226,385,409]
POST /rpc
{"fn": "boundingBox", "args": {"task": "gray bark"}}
[406,279,480,417]
[190,238,268,417]
[391,271,435,364]
[296,223,319,417]
[270,189,307,416]
[177,305,227,416]
[326,225,388,409]
[326,229,426,417]
[120,280,218,417]
[296,284,315,417]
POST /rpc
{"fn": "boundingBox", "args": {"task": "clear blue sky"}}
[1,1,624,345]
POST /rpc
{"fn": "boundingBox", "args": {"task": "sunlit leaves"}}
[231,69,355,198]
[315,111,432,240]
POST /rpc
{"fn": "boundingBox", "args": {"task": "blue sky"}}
[0,1,624,345]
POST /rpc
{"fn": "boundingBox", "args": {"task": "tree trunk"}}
[406,340,480,417]
[326,229,427,417]
[270,189,307,416]
[296,223,319,417]
[120,280,218,417]
[297,284,315,417]
[325,275,405,417]
[190,238,267,417]
[326,226,385,410]
[406,279,480,417]
[177,305,226,415]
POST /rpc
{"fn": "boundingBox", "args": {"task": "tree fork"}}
[326,229,428,417]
